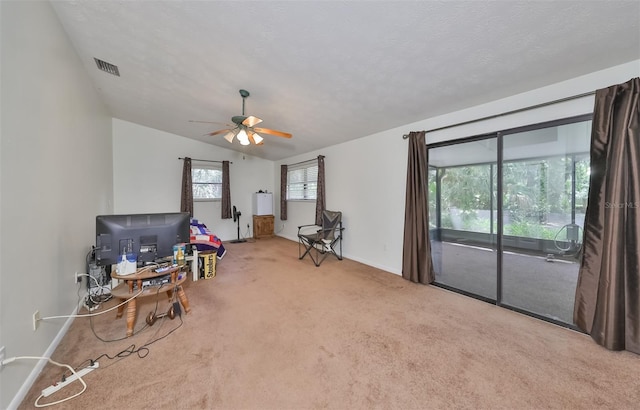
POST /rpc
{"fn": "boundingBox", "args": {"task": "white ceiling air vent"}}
[94,58,120,76]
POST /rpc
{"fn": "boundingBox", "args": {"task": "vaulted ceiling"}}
[51,1,640,161]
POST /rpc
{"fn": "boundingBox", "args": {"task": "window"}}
[192,165,222,200]
[287,160,317,200]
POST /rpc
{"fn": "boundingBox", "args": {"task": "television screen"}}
[95,212,190,267]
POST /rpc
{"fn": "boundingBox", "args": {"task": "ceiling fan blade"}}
[253,127,292,139]
[208,129,232,137]
[243,116,262,127]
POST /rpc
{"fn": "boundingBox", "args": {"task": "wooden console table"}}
[253,214,274,239]
[111,265,191,336]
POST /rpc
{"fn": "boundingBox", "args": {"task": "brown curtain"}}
[180,157,193,217]
[315,155,326,225]
[402,131,434,284]
[221,160,231,219]
[280,164,288,221]
[573,77,640,353]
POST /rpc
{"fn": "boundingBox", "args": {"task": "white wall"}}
[112,119,274,241]
[275,60,640,275]
[0,2,113,408]
[275,133,407,274]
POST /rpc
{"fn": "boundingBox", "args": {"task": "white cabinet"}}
[252,193,273,216]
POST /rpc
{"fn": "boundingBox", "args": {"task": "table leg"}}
[125,297,136,337]
[176,285,191,314]
[116,299,125,319]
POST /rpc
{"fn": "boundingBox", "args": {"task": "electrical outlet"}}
[75,271,82,283]
[0,346,6,371]
[33,310,41,331]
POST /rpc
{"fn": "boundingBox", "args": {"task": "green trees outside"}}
[429,156,590,239]
[192,167,222,199]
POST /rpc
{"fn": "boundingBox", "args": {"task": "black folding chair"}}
[297,210,344,267]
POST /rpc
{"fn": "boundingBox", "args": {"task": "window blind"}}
[287,159,318,200]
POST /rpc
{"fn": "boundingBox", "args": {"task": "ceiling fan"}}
[191,89,292,145]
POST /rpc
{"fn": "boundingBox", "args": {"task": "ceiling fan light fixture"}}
[252,133,264,144]
[194,88,291,147]
[237,129,250,145]
[223,131,236,143]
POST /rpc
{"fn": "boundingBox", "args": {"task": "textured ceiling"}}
[50,1,640,161]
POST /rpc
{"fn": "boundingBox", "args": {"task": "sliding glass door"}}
[429,137,498,301]
[428,116,591,327]
[500,119,591,323]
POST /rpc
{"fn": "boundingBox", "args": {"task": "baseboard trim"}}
[7,305,78,410]
[276,234,401,275]
[343,254,401,276]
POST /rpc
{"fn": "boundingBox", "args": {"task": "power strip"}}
[42,362,99,397]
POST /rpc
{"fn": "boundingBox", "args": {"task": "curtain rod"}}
[285,155,324,167]
[178,157,232,164]
[402,90,596,139]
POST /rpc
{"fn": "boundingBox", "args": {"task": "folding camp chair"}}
[297,210,344,267]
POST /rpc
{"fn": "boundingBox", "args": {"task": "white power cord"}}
[39,289,143,322]
[0,356,88,407]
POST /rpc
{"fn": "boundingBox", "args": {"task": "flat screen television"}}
[95,212,190,267]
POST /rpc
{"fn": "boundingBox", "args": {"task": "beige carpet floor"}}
[18,237,640,409]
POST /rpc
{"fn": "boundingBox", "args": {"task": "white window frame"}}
[192,164,223,202]
[286,160,318,201]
